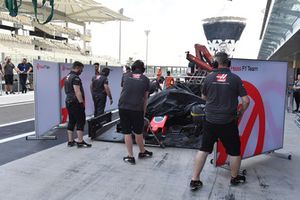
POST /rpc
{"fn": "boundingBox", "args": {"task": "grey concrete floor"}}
[0,112,299,200]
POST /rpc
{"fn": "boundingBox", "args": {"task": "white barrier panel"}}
[34,60,60,136]
[104,66,123,111]
[216,59,288,166]
[60,63,94,123]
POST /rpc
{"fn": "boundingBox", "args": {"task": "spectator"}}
[189,52,250,190]
[17,58,32,93]
[27,62,34,91]
[165,71,174,88]
[293,74,300,113]
[90,67,113,117]
[2,56,17,95]
[118,60,153,164]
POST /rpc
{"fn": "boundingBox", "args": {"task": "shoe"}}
[5,91,8,95]
[77,140,92,148]
[67,140,77,147]
[230,175,246,186]
[138,150,153,158]
[292,110,298,113]
[123,156,136,165]
[10,92,15,94]
[190,180,203,191]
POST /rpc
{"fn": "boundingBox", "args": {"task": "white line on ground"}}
[0,131,35,144]
[0,118,34,128]
[0,101,34,108]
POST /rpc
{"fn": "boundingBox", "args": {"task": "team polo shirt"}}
[118,71,150,111]
[64,71,85,103]
[202,68,247,124]
[91,74,108,97]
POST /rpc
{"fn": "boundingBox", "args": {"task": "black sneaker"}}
[230,175,246,186]
[123,156,136,165]
[138,150,153,158]
[190,180,203,191]
[77,140,92,148]
[67,140,77,147]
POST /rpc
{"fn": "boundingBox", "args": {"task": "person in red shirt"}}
[165,71,174,88]
[156,68,162,80]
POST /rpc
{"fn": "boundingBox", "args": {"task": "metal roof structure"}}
[0,0,132,25]
[258,0,300,62]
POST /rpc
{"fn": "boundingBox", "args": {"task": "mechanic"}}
[190,52,250,190]
[90,67,113,117]
[118,60,153,164]
[149,76,164,96]
[64,61,92,148]
[165,71,174,88]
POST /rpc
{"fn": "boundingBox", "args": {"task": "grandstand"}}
[0,0,132,65]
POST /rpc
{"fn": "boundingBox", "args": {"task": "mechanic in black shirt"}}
[149,76,164,96]
[64,61,91,148]
[190,52,250,190]
[90,67,113,117]
[118,60,153,164]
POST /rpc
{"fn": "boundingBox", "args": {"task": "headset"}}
[212,52,231,68]
[131,60,145,73]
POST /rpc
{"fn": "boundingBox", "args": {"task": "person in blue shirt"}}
[17,58,32,93]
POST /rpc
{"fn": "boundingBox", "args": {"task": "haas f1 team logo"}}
[216,81,266,166]
[216,74,228,82]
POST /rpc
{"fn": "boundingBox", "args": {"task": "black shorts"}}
[119,108,144,134]
[200,120,241,156]
[4,74,13,85]
[66,102,86,131]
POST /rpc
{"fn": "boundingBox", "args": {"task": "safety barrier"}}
[296,113,300,128]
[0,75,3,95]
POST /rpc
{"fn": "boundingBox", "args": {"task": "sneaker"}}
[138,150,153,158]
[190,180,203,191]
[230,175,246,186]
[67,140,77,147]
[5,91,8,95]
[123,156,136,165]
[77,140,92,148]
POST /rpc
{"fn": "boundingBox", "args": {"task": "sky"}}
[90,0,268,66]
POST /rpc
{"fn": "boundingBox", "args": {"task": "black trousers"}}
[19,74,28,93]
[294,92,300,111]
[93,95,107,117]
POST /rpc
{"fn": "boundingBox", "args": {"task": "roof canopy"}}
[258,0,300,60]
[0,0,132,25]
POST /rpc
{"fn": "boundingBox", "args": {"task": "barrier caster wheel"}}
[288,155,292,160]
[159,143,166,148]
[242,169,247,175]
[210,159,214,164]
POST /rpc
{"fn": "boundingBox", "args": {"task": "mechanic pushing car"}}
[189,52,250,190]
